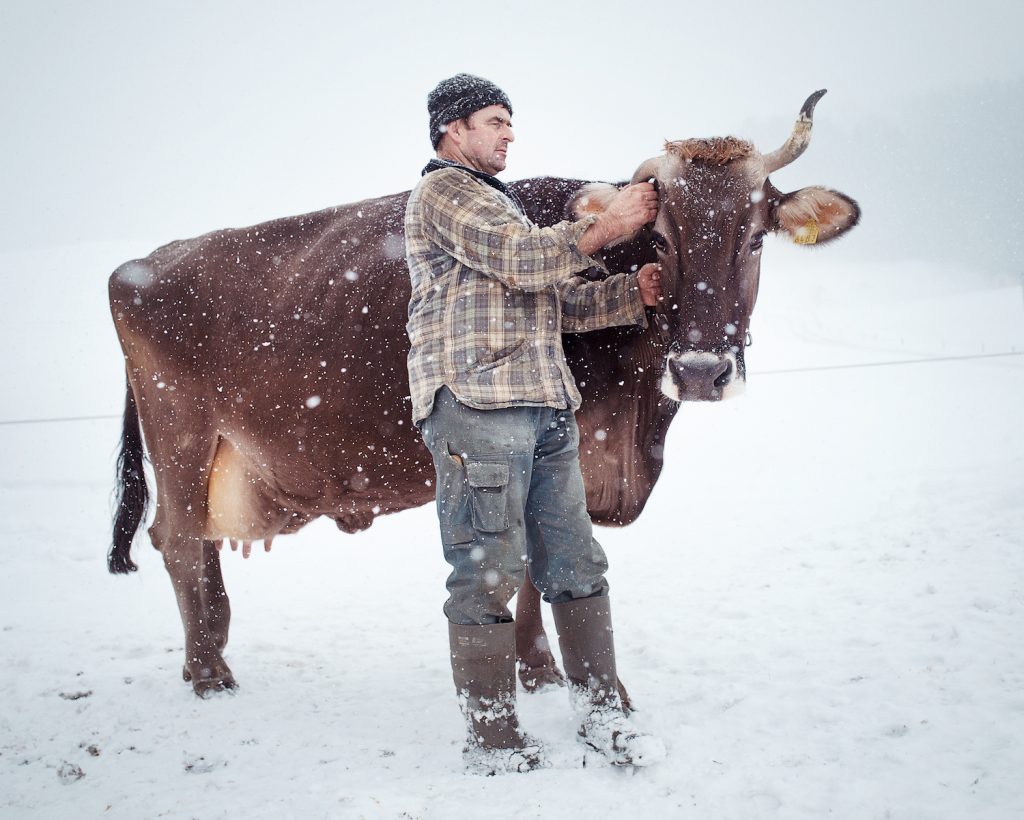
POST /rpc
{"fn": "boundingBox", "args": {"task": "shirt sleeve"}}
[557,271,649,333]
[416,169,599,291]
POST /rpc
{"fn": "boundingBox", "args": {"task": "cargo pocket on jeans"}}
[465,460,511,533]
[432,439,474,546]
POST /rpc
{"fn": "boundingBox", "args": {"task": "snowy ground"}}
[1,241,1022,819]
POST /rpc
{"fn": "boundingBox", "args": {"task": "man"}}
[405,73,665,773]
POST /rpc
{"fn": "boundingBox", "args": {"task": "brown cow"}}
[109,91,859,696]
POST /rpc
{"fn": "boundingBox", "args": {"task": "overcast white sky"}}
[1,0,1022,253]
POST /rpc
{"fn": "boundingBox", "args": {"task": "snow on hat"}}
[427,73,512,148]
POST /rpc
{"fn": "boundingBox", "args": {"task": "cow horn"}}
[763,89,827,174]
[630,156,665,186]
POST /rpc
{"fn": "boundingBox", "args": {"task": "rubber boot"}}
[448,621,546,774]
[551,596,665,767]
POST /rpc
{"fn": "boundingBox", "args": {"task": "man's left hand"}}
[638,263,663,306]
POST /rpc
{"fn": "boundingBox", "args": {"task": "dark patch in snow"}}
[184,754,226,774]
[57,761,85,783]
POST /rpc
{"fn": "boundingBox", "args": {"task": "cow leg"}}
[129,389,237,695]
[148,479,236,697]
[181,540,232,688]
[190,539,231,653]
[160,534,236,696]
[514,570,566,692]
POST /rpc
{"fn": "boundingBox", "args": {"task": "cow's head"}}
[574,90,860,402]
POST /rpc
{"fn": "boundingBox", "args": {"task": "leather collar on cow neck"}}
[422,158,526,216]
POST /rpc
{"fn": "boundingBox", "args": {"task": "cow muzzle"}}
[660,350,742,402]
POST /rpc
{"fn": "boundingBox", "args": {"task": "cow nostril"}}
[668,357,689,391]
[713,359,733,388]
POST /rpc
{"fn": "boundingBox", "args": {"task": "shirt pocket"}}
[465,460,511,533]
[472,339,527,373]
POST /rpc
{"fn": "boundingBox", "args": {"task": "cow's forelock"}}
[664,137,756,165]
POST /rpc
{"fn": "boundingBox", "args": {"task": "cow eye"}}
[750,230,767,251]
[652,231,669,252]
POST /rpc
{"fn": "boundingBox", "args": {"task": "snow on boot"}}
[573,692,666,767]
[449,621,548,775]
[552,595,666,768]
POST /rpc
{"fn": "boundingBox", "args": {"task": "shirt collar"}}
[421,158,526,216]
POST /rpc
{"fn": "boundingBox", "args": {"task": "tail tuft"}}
[109,378,148,574]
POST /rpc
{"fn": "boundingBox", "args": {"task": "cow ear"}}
[770,186,860,246]
[568,183,646,249]
[567,182,620,220]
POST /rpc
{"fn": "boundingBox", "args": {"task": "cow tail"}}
[109,376,148,574]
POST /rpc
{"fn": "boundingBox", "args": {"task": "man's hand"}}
[577,181,659,257]
[604,182,659,237]
[637,263,663,306]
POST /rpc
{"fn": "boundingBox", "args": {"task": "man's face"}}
[453,104,514,175]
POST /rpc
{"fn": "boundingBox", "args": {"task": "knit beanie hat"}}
[427,73,512,148]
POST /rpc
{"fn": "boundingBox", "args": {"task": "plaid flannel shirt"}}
[405,164,647,425]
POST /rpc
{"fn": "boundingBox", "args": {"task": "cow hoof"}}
[194,677,237,698]
[617,678,634,716]
[517,657,566,693]
[183,663,237,696]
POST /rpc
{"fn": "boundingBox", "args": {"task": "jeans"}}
[420,387,609,625]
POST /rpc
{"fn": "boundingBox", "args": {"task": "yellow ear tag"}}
[793,219,819,245]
